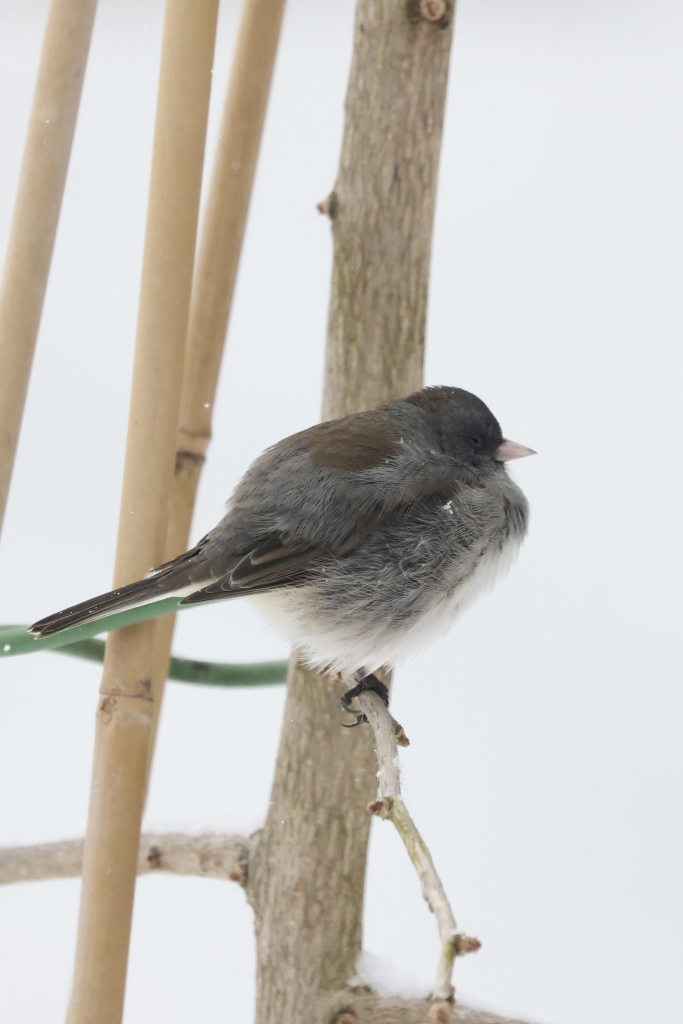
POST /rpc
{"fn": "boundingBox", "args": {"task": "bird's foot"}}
[341,671,389,728]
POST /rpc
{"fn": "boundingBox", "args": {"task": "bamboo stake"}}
[147,0,287,773]
[0,0,98,542]
[66,3,219,1022]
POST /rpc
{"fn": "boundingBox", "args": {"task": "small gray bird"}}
[31,387,534,719]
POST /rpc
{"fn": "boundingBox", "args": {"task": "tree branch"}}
[0,833,253,887]
[1,830,539,1024]
[323,993,533,1024]
[250,4,457,1018]
[357,692,479,1010]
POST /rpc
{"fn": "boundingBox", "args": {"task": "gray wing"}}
[181,404,455,605]
[32,403,455,633]
[179,534,326,605]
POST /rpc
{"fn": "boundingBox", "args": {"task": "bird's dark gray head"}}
[401,386,533,468]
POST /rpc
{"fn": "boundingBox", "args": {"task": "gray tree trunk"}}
[248,3,456,1022]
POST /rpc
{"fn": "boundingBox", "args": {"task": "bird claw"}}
[341,713,368,728]
[340,693,366,725]
[339,671,390,728]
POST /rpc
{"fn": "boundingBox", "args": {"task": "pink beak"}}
[495,439,537,462]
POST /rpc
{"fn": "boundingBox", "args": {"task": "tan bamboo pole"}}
[0,0,98,541]
[66,3,219,1022]
[146,0,287,775]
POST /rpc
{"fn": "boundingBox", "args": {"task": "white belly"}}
[250,531,523,676]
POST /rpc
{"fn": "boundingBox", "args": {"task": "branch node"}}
[394,723,410,747]
[229,865,247,887]
[421,0,446,19]
[454,933,481,956]
[428,999,453,1023]
[175,449,206,473]
[146,845,162,869]
[407,0,452,27]
[366,797,393,819]
[317,191,339,219]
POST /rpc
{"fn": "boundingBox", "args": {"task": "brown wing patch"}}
[179,533,327,604]
[229,537,320,587]
[276,409,402,471]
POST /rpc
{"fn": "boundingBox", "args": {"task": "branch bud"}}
[428,1000,453,1023]
[407,0,452,26]
[229,865,247,887]
[420,0,447,19]
[454,933,482,956]
[366,798,393,819]
[317,192,338,219]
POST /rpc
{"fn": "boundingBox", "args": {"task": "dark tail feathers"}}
[29,571,186,638]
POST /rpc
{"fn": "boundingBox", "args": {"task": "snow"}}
[350,951,432,1001]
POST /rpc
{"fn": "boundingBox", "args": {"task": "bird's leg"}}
[341,670,389,728]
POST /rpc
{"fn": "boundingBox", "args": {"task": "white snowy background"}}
[0,1,681,1022]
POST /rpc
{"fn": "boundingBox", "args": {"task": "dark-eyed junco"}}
[31,386,534,716]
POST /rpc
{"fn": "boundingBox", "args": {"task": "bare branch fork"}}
[357,692,480,1020]
[0,831,529,1024]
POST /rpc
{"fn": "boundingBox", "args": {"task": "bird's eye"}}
[467,436,481,447]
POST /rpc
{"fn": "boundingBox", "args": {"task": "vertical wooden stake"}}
[146,0,287,776]
[66,3,219,1022]
[0,0,98,541]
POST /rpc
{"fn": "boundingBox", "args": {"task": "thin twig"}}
[357,691,480,1010]
[0,833,252,888]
